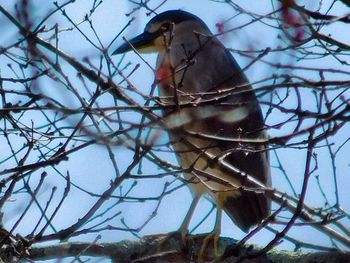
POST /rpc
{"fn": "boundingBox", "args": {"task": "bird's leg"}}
[158,194,200,251]
[178,194,201,245]
[198,205,222,262]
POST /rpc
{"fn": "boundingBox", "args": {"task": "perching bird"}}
[113,10,271,257]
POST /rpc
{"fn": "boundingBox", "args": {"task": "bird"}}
[112,10,271,259]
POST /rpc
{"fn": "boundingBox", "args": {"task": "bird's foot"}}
[157,229,193,253]
[198,231,222,262]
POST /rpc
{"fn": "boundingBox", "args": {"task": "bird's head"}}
[112,10,211,55]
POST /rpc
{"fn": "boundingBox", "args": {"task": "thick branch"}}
[27,234,350,263]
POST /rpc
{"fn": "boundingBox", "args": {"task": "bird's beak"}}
[112,31,158,55]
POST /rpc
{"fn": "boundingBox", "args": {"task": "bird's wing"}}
[164,47,271,231]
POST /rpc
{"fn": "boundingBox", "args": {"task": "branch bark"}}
[27,233,350,263]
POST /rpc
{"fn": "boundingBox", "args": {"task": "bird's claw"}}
[157,229,192,253]
[198,231,221,262]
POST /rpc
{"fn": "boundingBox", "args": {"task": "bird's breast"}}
[155,61,172,84]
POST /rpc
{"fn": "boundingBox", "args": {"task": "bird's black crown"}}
[146,10,208,30]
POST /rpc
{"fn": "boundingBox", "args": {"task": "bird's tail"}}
[223,191,270,232]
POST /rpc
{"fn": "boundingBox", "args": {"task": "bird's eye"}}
[160,22,172,32]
